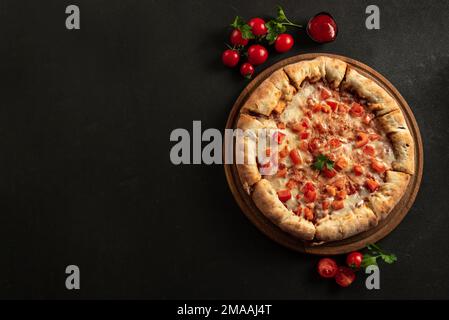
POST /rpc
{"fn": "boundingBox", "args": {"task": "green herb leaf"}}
[276,6,288,23]
[265,20,286,44]
[230,16,255,39]
[362,243,397,268]
[361,254,378,268]
[312,154,334,171]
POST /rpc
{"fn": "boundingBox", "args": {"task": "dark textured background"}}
[0,0,448,299]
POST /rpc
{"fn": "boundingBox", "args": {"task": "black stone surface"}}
[0,0,448,299]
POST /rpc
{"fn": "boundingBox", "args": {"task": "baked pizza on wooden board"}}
[224,53,423,254]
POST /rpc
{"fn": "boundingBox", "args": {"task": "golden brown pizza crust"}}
[268,69,296,102]
[252,179,315,240]
[241,79,282,116]
[367,170,410,218]
[283,57,347,90]
[377,109,408,134]
[315,205,378,241]
[390,131,415,174]
[341,67,399,116]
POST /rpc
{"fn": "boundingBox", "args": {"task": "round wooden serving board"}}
[224,53,423,255]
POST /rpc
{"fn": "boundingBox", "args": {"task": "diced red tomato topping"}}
[309,138,322,153]
[337,103,349,114]
[304,190,317,203]
[321,104,331,113]
[332,200,344,210]
[314,122,327,134]
[322,167,337,178]
[301,119,310,128]
[335,190,347,200]
[322,201,330,210]
[312,104,322,113]
[286,179,298,189]
[353,165,363,176]
[365,178,379,192]
[350,103,365,117]
[371,159,386,173]
[277,167,287,178]
[279,146,289,158]
[363,145,376,156]
[335,157,348,171]
[276,132,286,144]
[369,134,380,141]
[303,207,314,221]
[277,189,292,202]
[302,182,315,192]
[334,178,346,190]
[291,122,305,133]
[300,132,309,139]
[299,141,309,152]
[320,87,332,100]
[326,100,338,112]
[289,149,302,165]
[328,138,341,148]
[355,132,369,148]
[326,185,337,196]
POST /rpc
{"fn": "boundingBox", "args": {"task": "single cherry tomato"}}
[289,149,302,165]
[247,44,268,65]
[248,17,268,36]
[307,12,338,43]
[240,62,255,79]
[346,251,363,269]
[274,33,294,53]
[277,189,291,202]
[335,266,356,287]
[229,28,249,46]
[222,49,240,67]
[317,258,338,278]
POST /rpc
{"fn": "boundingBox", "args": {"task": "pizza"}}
[235,56,414,242]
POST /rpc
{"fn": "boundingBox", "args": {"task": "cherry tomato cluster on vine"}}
[317,251,363,287]
[221,7,339,79]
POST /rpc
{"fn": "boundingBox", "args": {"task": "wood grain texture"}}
[223,53,423,255]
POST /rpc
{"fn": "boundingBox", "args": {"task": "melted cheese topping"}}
[262,81,395,222]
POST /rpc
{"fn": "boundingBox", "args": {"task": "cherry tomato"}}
[274,34,294,53]
[240,62,254,79]
[222,49,240,67]
[346,251,363,269]
[229,29,249,46]
[317,258,338,278]
[335,266,356,287]
[247,44,268,65]
[248,17,268,36]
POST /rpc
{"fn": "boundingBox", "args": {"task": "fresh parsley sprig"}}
[312,154,334,171]
[266,6,302,44]
[361,243,397,268]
